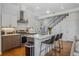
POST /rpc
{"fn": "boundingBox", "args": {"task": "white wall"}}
[2,4,19,27]
[52,11,79,41]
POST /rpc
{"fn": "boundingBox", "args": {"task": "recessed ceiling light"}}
[46,10,50,14]
[20,5,26,11]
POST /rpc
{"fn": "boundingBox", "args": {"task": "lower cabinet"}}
[2,34,21,52]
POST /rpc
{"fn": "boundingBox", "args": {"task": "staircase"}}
[47,13,69,28]
[38,13,69,34]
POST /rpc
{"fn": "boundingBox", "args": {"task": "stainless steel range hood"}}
[17,10,28,23]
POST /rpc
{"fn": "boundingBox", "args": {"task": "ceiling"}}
[2,3,79,17]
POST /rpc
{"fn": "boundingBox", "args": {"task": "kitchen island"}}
[25,34,54,56]
[34,34,54,56]
[23,34,53,56]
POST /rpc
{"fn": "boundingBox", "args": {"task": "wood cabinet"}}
[2,34,21,52]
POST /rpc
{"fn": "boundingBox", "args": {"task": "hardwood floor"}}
[45,41,72,56]
[0,41,72,56]
[2,46,26,56]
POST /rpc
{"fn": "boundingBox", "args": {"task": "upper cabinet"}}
[2,4,19,27]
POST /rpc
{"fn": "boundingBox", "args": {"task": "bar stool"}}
[59,33,63,49]
[54,34,61,55]
[39,35,55,56]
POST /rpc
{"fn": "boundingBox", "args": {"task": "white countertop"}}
[21,33,54,40]
[25,34,53,40]
[34,34,53,39]
[2,34,20,36]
